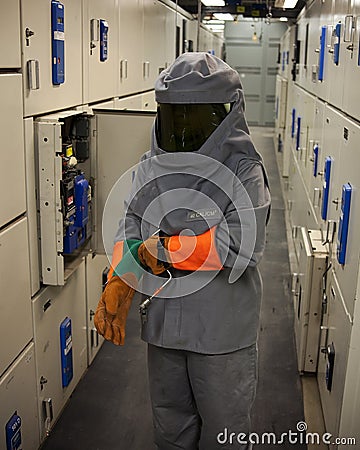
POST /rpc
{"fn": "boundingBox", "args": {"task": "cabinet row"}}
[278,81,360,318]
[0,0,223,117]
[289,222,359,449]
[0,102,158,448]
[2,81,158,292]
[279,0,360,123]
[0,255,110,450]
[275,77,360,447]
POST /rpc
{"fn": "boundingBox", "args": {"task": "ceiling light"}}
[213,13,234,21]
[203,19,225,25]
[283,0,298,8]
[201,0,225,6]
[205,24,225,31]
[279,16,288,21]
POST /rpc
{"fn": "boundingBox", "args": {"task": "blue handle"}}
[333,22,341,66]
[318,26,327,81]
[291,108,296,138]
[321,157,333,221]
[51,1,65,85]
[313,144,319,177]
[100,19,109,62]
[337,183,352,265]
[296,116,301,150]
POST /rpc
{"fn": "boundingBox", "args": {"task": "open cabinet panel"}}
[35,111,93,286]
[92,108,155,255]
[34,108,155,285]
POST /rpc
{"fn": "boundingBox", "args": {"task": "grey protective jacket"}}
[114,53,271,354]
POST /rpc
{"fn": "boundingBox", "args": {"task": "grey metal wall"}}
[225,20,287,126]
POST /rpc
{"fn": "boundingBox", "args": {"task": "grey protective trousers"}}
[147,343,257,450]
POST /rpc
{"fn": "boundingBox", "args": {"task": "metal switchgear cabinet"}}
[0,75,26,229]
[21,0,82,117]
[317,271,352,441]
[0,343,40,450]
[35,111,93,286]
[0,219,32,377]
[0,0,21,68]
[32,260,87,441]
[35,107,156,286]
[293,228,328,373]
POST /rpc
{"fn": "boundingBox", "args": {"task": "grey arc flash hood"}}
[153,52,262,165]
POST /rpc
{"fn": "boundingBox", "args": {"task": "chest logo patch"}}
[186,208,221,221]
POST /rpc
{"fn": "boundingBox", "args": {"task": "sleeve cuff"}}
[168,227,223,271]
[108,241,124,280]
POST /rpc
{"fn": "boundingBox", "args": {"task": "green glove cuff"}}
[112,239,145,281]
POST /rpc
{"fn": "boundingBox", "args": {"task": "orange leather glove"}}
[94,275,136,346]
[138,236,170,275]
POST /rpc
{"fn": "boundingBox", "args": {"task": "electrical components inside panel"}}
[60,115,91,255]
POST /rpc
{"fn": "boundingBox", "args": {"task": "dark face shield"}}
[155,103,229,152]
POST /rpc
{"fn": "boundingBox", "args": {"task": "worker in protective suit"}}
[95,52,271,450]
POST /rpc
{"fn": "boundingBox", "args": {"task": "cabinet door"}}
[296,15,309,91]
[82,0,118,103]
[24,117,41,297]
[315,0,332,103]
[343,0,360,120]
[293,227,313,372]
[0,344,39,450]
[338,264,360,445]
[0,0,21,68]
[288,150,317,237]
[0,218,32,377]
[93,109,155,254]
[118,0,144,96]
[309,99,325,225]
[275,76,288,131]
[0,75,26,228]
[333,117,360,318]
[282,78,295,177]
[21,0,82,116]
[305,0,321,96]
[143,0,166,90]
[32,261,87,441]
[165,6,176,66]
[320,106,343,244]
[300,91,316,191]
[317,272,352,440]
[327,2,350,111]
[85,254,107,364]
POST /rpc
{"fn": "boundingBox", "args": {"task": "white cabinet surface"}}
[0,343,39,450]
[0,218,32,377]
[0,0,21,68]
[21,0,83,116]
[32,260,87,441]
[82,0,118,103]
[0,75,26,228]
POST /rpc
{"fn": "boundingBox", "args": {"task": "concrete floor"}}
[39,127,321,450]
